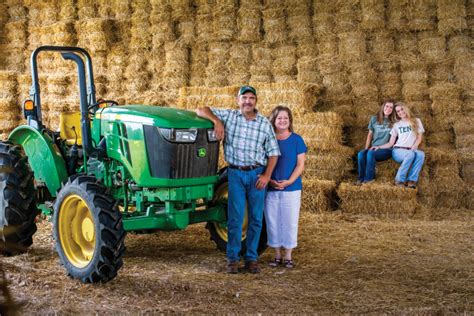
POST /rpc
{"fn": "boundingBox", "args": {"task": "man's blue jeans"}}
[357,148,392,182]
[392,149,425,183]
[227,166,266,263]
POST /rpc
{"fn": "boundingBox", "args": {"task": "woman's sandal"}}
[284,259,295,269]
[269,258,282,268]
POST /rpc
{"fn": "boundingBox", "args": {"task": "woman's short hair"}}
[269,105,294,132]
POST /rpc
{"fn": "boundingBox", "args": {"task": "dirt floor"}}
[2,209,473,314]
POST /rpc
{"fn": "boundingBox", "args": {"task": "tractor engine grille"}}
[144,125,219,179]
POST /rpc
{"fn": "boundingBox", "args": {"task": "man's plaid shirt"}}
[211,108,280,167]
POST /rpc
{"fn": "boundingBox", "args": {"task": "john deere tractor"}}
[0,46,266,283]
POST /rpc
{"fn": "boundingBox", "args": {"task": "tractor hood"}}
[96,105,213,129]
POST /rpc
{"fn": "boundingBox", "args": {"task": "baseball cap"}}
[238,85,257,96]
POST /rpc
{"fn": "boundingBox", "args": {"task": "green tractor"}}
[0,46,266,283]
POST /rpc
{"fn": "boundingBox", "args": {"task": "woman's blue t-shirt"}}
[268,133,307,192]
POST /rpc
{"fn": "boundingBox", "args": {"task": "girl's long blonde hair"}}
[395,102,420,136]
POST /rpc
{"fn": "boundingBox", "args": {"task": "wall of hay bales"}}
[0,0,472,211]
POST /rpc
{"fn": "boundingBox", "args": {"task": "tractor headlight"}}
[159,128,197,143]
[207,129,218,142]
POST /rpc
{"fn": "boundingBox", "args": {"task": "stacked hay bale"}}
[237,0,261,43]
[3,1,28,72]
[424,148,466,209]
[337,182,418,218]
[453,118,474,209]
[437,0,468,35]
[272,44,297,83]
[189,44,208,87]
[162,41,190,103]
[449,35,473,114]
[262,1,287,45]
[174,0,195,46]
[124,1,152,104]
[0,71,19,139]
[228,43,251,85]
[249,44,273,84]
[205,42,230,87]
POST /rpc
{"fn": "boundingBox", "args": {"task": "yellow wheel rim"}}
[58,194,95,268]
[213,182,248,242]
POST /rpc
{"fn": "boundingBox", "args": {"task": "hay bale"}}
[205,42,230,87]
[42,21,76,46]
[301,179,336,213]
[76,18,114,53]
[297,56,322,84]
[402,82,429,101]
[189,44,208,87]
[368,31,395,61]
[272,45,297,82]
[429,83,463,101]
[236,0,261,43]
[212,0,236,42]
[58,0,77,20]
[77,0,97,19]
[195,0,213,43]
[429,60,454,84]
[262,4,287,45]
[228,43,251,86]
[360,0,385,30]
[387,0,407,31]
[6,4,27,21]
[407,0,436,31]
[448,35,471,56]
[337,182,418,218]
[378,71,402,100]
[312,12,335,38]
[437,0,467,35]
[5,21,27,50]
[162,42,189,90]
[338,31,366,62]
[286,0,312,43]
[250,44,272,84]
[305,147,353,182]
[453,53,473,91]
[150,2,176,46]
[401,69,429,84]
[0,112,19,134]
[335,1,360,33]
[418,31,447,63]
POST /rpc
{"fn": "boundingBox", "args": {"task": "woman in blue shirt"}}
[356,100,396,185]
[264,106,307,269]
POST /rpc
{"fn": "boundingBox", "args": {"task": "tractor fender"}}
[8,126,68,197]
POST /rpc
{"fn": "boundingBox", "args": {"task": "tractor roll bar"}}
[30,46,97,154]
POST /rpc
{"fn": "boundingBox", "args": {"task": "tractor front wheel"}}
[0,141,39,255]
[53,175,126,283]
[207,172,267,256]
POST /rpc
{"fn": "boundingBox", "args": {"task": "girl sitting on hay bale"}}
[264,106,307,269]
[356,100,396,185]
[378,102,425,188]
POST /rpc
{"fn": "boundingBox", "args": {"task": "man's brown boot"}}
[226,261,239,274]
[244,260,261,274]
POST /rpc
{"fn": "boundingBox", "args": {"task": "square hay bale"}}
[337,182,418,218]
[75,18,114,53]
[448,35,471,56]
[407,0,436,31]
[429,60,454,84]
[212,0,236,42]
[301,179,336,213]
[237,4,262,43]
[368,31,395,61]
[437,0,467,35]
[338,31,367,62]
[418,31,447,63]
[360,0,385,30]
[262,5,287,45]
[305,148,353,182]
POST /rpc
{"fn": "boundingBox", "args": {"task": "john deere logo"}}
[198,148,207,158]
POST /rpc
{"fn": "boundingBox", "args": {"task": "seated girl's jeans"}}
[392,149,425,183]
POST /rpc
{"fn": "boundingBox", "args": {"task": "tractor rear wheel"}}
[0,141,39,255]
[207,172,267,256]
[53,175,126,283]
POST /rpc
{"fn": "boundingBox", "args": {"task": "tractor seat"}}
[59,112,82,146]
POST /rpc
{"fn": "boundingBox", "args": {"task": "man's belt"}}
[394,146,412,150]
[229,164,262,171]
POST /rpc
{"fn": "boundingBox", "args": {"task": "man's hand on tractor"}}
[213,120,225,141]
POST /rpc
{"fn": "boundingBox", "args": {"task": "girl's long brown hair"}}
[394,102,420,136]
[376,100,396,126]
[269,105,294,132]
